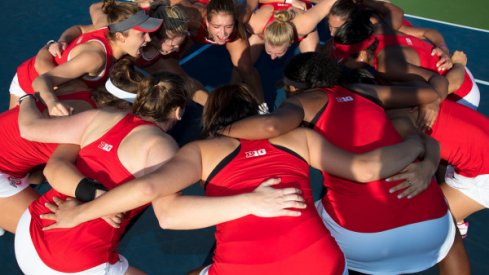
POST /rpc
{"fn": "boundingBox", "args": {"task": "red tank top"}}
[17,28,113,94]
[374,34,473,99]
[205,139,345,275]
[0,92,96,178]
[29,113,155,272]
[312,86,447,232]
[429,100,489,177]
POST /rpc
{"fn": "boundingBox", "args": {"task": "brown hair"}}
[149,3,189,40]
[264,10,295,46]
[91,57,142,107]
[132,72,189,123]
[206,0,246,39]
[102,0,141,39]
[202,84,259,137]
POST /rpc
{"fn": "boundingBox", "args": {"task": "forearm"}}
[154,194,254,230]
[32,74,58,107]
[446,63,466,94]
[34,48,57,75]
[427,74,449,100]
[45,159,84,197]
[57,25,84,45]
[18,97,44,140]
[234,65,264,102]
[419,135,440,175]
[357,137,423,181]
[223,103,304,139]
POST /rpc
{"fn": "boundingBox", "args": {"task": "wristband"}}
[18,94,37,105]
[75,178,108,202]
[45,40,57,48]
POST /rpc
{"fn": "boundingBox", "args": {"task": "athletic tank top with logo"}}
[0,92,96,178]
[205,139,345,274]
[311,86,447,232]
[29,113,155,272]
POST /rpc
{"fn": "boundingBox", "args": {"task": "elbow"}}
[262,121,282,137]
[354,161,378,183]
[19,123,36,141]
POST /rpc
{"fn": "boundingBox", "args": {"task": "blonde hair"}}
[264,11,295,46]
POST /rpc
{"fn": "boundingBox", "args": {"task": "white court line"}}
[405,14,489,33]
[475,79,489,86]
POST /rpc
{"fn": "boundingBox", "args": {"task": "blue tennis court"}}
[0,1,488,274]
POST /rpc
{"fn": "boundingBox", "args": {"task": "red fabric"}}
[429,100,489,177]
[206,139,345,274]
[313,86,447,232]
[0,92,96,178]
[16,28,113,94]
[29,113,154,272]
[374,34,472,99]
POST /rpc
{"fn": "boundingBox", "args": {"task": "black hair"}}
[284,52,341,89]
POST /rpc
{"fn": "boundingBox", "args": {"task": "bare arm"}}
[44,144,85,197]
[294,0,337,35]
[306,128,424,182]
[33,48,105,116]
[222,97,304,139]
[153,178,305,230]
[445,51,468,94]
[226,37,265,102]
[386,113,440,198]
[18,96,97,144]
[345,81,439,108]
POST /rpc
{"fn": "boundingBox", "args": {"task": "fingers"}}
[52,196,64,205]
[389,180,411,196]
[102,216,121,228]
[280,187,302,196]
[44,202,59,213]
[259,178,281,187]
[40,213,57,221]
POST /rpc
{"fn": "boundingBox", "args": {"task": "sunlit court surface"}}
[0,0,488,274]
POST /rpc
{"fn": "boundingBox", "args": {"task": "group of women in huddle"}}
[1,0,487,274]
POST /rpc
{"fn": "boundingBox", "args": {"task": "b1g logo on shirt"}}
[405,37,413,46]
[98,141,113,152]
[245,149,267,158]
[336,96,354,103]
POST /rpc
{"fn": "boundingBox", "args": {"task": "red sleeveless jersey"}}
[28,113,155,272]
[205,139,345,275]
[429,100,489,177]
[312,86,447,232]
[374,34,473,100]
[0,92,96,178]
[17,28,113,94]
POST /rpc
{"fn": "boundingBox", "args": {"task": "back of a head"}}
[330,0,356,19]
[203,84,259,137]
[149,3,189,40]
[264,11,294,46]
[92,57,143,107]
[333,10,373,45]
[284,52,341,89]
[133,72,189,123]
